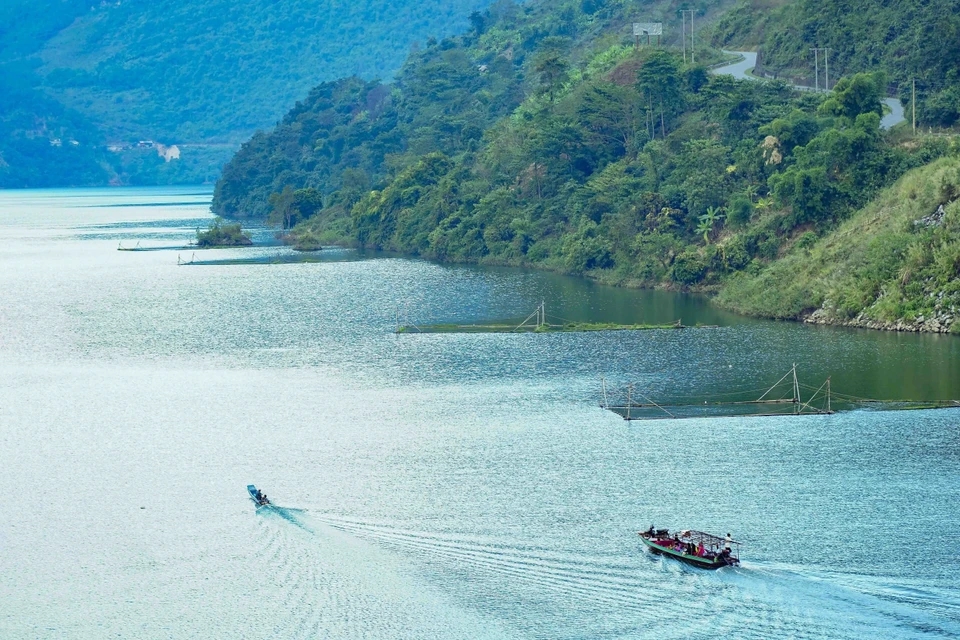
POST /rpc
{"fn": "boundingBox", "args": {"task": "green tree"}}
[468,11,486,35]
[770,166,833,224]
[268,186,297,229]
[576,84,645,155]
[818,72,886,121]
[635,51,683,135]
[534,52,569,103]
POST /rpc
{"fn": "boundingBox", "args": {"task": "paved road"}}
[711,51,757,81]
[711,51,905,129]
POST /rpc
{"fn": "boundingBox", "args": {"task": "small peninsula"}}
[196,217,253,247]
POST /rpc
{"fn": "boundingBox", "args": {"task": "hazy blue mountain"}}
[0,0,495,187]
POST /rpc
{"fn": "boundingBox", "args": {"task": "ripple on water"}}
[1,187,959,639]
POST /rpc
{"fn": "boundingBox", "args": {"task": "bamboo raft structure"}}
[601,365,959,421]
[395,302,714,334]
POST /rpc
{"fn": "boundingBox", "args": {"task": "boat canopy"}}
[675,530,741,548]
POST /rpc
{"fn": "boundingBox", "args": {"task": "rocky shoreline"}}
[804,307,957,334]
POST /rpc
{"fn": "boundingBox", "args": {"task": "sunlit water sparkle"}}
[1,187,958,639]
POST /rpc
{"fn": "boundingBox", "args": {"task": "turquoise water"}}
[1,187,958,639]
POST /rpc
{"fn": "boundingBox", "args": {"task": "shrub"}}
[671,250,707,284]
[796,231,818,250]
[722,237,750,270]
[727,196,752,228]
[196,217,252,247]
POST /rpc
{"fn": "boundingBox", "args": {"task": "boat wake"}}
[260,510,959,639]
[300,513,753,638]
[248,506,515,639]
[719,561,960,639]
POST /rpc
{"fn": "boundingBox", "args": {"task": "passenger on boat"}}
[646,525,656,536]
[724,533,732,551]
[255,489,264,501]
[697,542,705,557]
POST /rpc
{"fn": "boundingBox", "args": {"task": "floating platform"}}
[396,320,690,334]
[395,302,713,334]
[601,365,959,421]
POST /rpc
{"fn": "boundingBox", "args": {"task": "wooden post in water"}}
[792,363,800,414]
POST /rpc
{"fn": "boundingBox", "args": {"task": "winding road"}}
[711,51,905,130]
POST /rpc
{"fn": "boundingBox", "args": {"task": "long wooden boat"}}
[247,484,270,507]
[639,528,740,569]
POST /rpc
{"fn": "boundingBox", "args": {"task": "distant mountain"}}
[0,0,495,187]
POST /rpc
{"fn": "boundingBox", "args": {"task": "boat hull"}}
[247,484,269,507]
[640,536,735,570]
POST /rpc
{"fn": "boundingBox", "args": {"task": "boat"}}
[638,527,740,569]
[247,484,270,507]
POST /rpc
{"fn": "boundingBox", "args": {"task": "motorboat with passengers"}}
[247,484,271,507]
[639,526,740,569]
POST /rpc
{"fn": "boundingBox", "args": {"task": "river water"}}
[1,187,959,639]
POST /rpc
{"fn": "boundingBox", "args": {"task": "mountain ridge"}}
[0,0,497,187]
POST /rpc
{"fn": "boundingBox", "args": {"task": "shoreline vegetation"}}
[195,217,253,247]
[212,0,960,336]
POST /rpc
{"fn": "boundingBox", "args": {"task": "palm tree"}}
[697,206,726,244]
[754,196,773,211]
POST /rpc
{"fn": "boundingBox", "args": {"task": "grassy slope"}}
[717,154,960,331]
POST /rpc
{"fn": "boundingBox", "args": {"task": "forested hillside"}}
[718,157,960,333]
[214,0,740,222]
[0,62,109,188]
[214,0,959,331]
[0,0,495,187]
[712,0,960,127]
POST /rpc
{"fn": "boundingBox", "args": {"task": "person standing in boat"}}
[724,533,732,552]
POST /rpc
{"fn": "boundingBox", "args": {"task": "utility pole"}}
[680,10,695,64]
[810,48,820,91]
[690,10,694,64]
[912,78,917,133]
[823,48,830,91]
[681,11,686,64]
